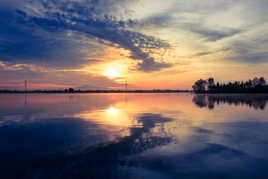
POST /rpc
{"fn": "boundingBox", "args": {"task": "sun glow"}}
[101,60,130,80]
[83,59,132,82]
[104,70,121,79]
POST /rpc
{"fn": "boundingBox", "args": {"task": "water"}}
[1,93,268,179]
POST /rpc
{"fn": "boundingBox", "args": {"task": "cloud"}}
[0,0,171,72]
[137,57,172,72]
[0,10,97,68]
[0,62,123,90]
[127,1,243,42]
[193,48,230,57]
[185,24,242,41]
[225,25,268,63]
[230,52,268,64]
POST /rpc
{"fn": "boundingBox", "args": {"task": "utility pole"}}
[125,79,128,91]
[24,80,27,92]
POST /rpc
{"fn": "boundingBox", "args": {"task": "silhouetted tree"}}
[192,79,207,92]
[192,77,268,93]
[207,77,215,90]
[68,88,74,93]
[259,77,266,86]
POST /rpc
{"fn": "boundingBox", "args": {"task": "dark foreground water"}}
[1,93,268,179]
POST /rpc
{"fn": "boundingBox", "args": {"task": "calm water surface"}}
[1,93,268,179]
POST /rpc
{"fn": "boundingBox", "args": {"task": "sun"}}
[98,60,130,80]
[104,69,121,79]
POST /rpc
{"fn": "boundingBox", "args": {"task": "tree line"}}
[192,77,268,93]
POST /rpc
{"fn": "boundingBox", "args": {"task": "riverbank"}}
[0,89,191,94]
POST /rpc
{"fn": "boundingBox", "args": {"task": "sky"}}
[0,0,268,90]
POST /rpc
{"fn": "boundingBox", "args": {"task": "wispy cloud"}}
[183,23,242,42]
[0,0,171,72]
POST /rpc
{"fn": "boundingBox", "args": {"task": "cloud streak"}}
[0,0,171,72]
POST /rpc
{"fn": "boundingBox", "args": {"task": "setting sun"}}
[104,70,121,79]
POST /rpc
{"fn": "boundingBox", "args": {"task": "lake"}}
[1,93,268,179]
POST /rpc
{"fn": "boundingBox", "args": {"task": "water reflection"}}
[106,106,119,115]
[193,94,268,110]
[76,105,136,128]
[1,93,268,178]
[34,112,173,179]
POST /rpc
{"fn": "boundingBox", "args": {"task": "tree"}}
[192,76,267,93]
[207,77,215,90]
[192,79,207,92]
[68,88,74,93]
[252,77,260,87]
[259,77,266,86]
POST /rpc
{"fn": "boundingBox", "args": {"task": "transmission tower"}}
[24,80,27,92]
[125,79,128,91]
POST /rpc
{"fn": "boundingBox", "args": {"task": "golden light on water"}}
[106,106,119,115]
[75,105,137,127]
[102,106,134,126]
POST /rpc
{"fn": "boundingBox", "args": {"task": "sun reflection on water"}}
[106,106,119,115]
[75,104,138,128]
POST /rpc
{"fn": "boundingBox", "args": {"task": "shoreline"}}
[1,90,268,94]
[0,90,192,94]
